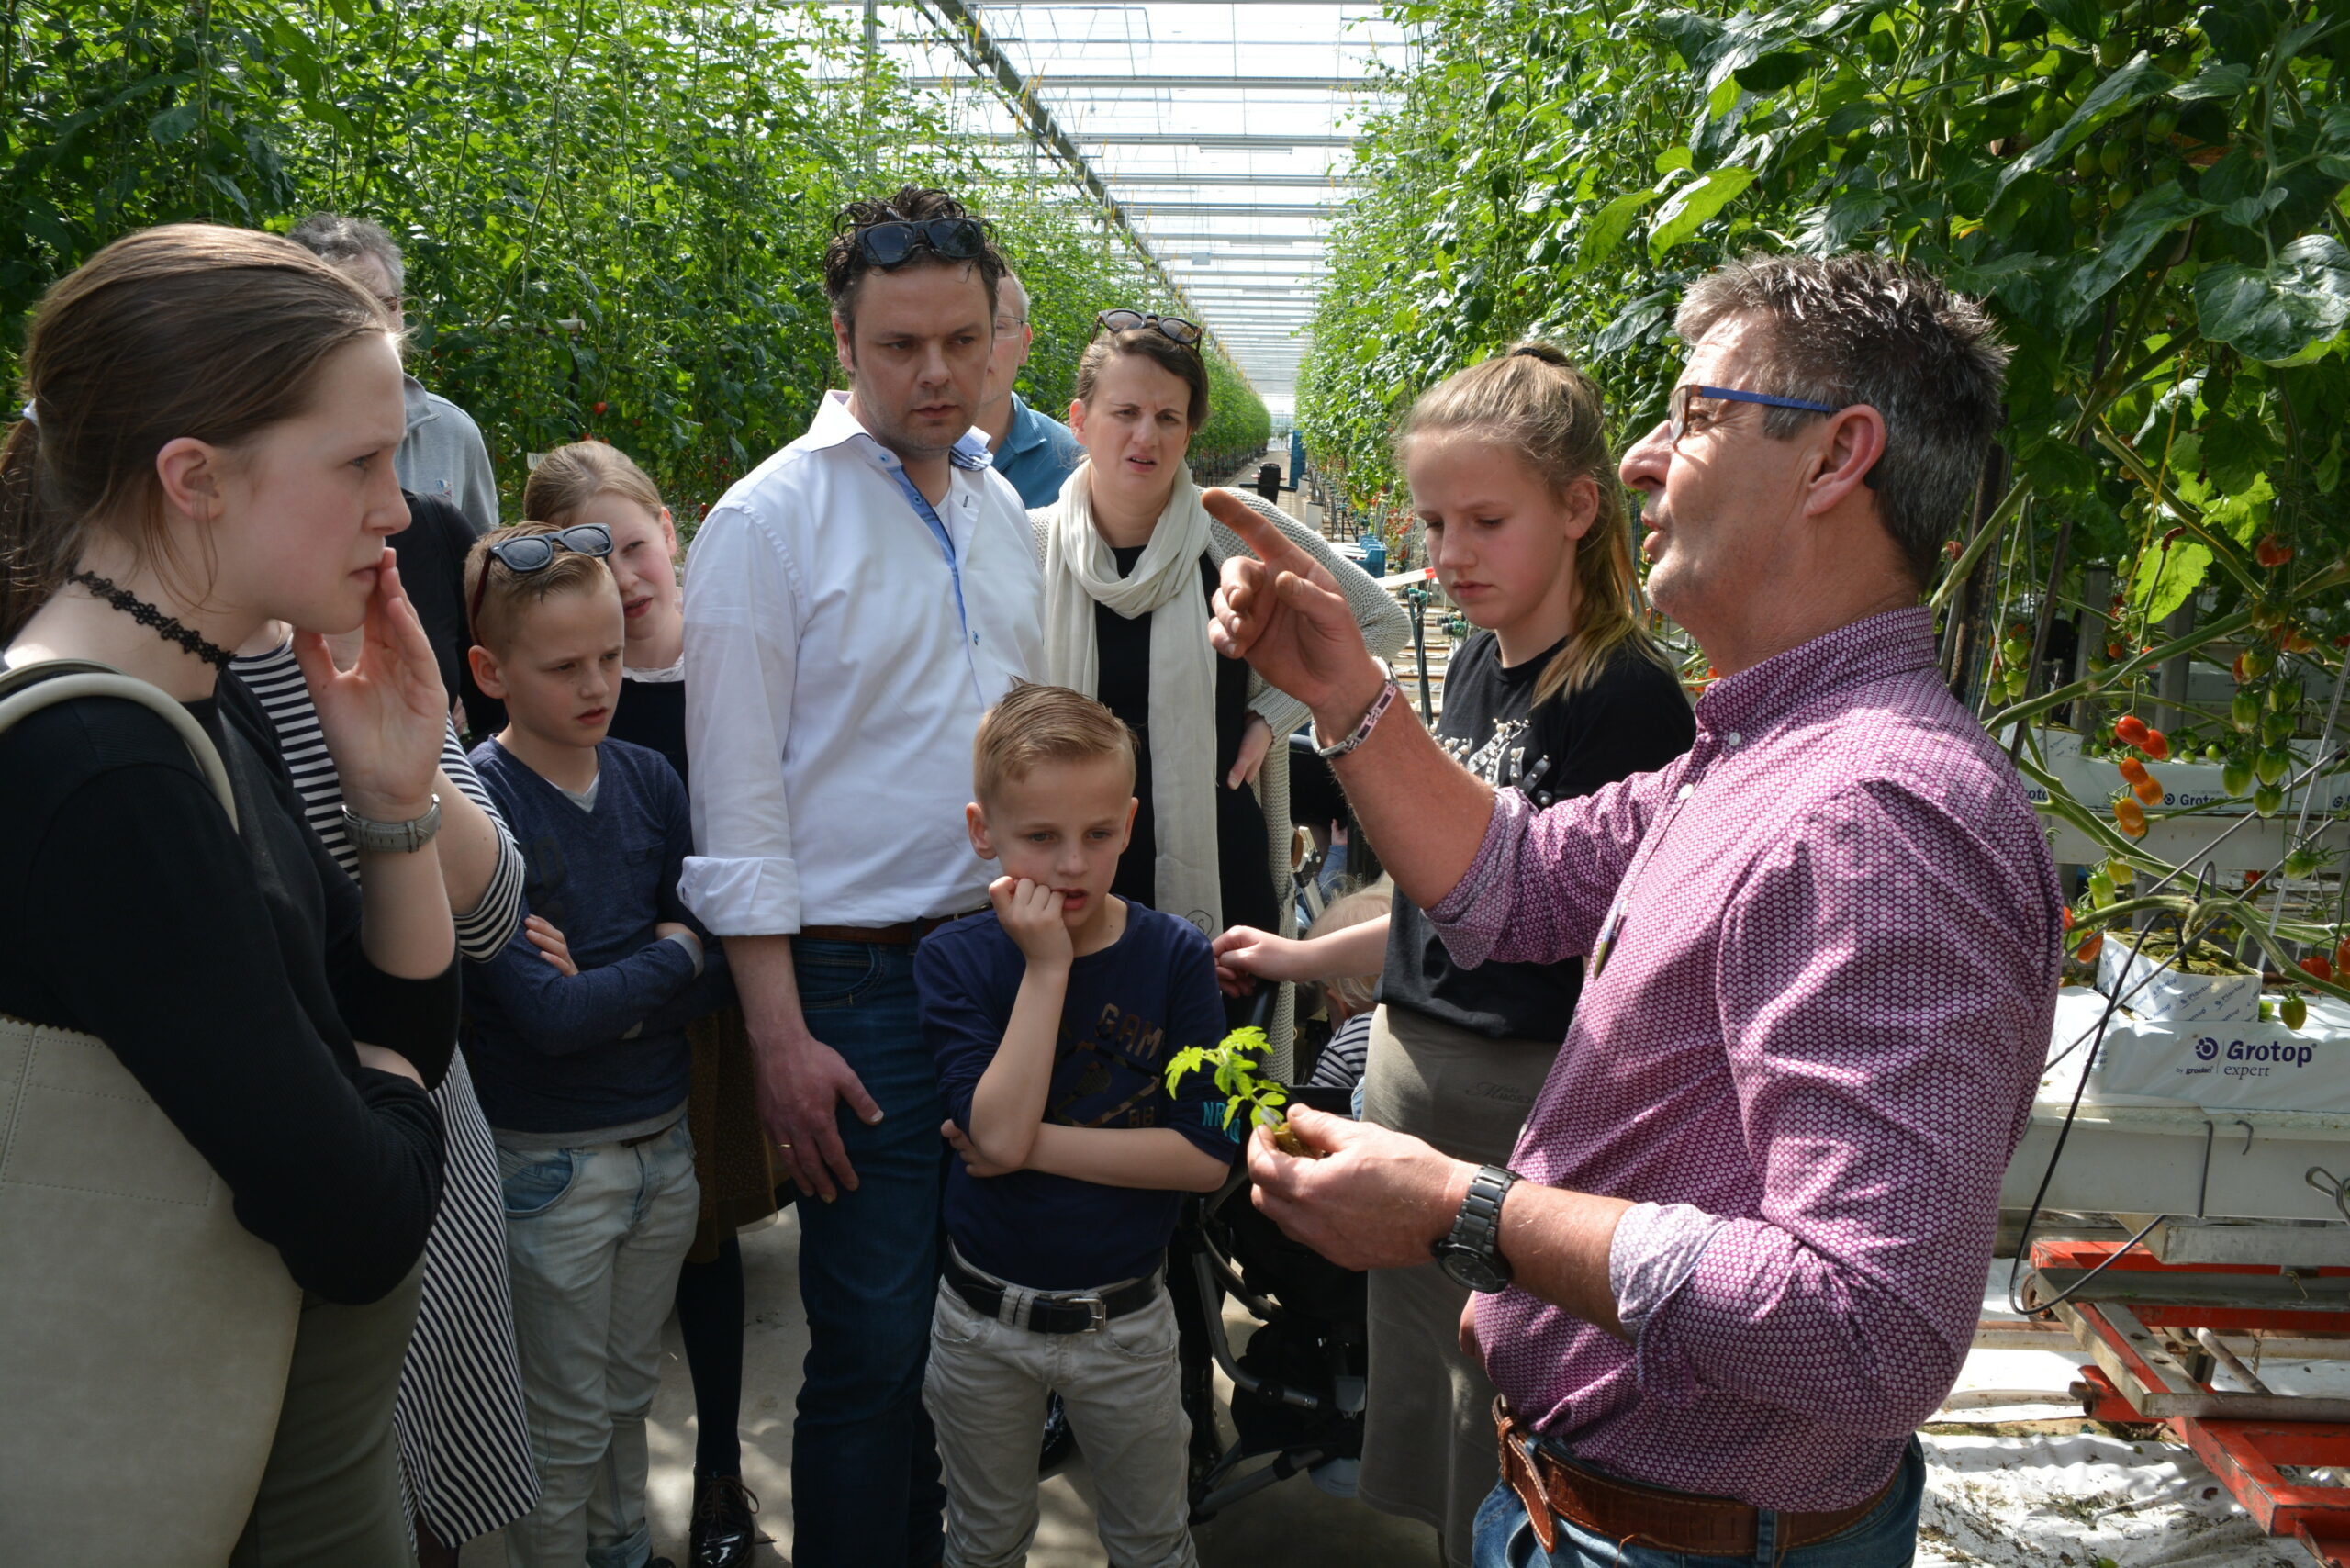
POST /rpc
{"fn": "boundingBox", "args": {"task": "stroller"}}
[1171,1085,1369,1520]
[1171,979,1371,1521]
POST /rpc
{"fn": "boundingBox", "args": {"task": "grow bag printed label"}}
[2047,987,2350,1114]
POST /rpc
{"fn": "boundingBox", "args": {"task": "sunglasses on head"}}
[467,522,613,634]
[1095,308,1203,347]
[852,217,988,270]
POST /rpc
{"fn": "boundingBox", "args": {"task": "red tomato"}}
[2142,729,2170,762]
[593,401,609,415]
[2255,535,2295,567]
[2114,715,2152,747]
[2114,798,2148,837]
[2117,757,2149,784]
[2301,956,2336,983]
[2077,932,2104,963]
[2334,937,2350,973]
[2132,776,2164,806]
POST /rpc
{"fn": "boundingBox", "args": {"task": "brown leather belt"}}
[1494,1399,1890,1558]
[796,911,979,946]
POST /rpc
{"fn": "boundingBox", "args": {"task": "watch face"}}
[1437,1243,1511,1294]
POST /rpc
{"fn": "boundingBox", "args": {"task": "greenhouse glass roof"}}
[826,0,1410,408]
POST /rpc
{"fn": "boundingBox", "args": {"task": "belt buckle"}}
[1074,1294,1107,1332]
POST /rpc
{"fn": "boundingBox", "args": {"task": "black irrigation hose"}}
[2005,865,2222,1318]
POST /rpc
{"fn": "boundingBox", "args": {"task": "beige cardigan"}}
[1029,487,1411,1076]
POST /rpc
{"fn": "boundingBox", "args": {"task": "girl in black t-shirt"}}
[1213,342,1694,1566]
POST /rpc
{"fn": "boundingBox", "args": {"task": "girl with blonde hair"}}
[1214,342,1695,1564]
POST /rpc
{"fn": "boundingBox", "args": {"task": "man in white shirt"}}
[680,188,1042,1568]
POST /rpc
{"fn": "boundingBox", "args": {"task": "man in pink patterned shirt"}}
[1206,256,2062,1567]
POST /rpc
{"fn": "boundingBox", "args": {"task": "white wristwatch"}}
[1315,660,1400,760]
[341,793,442,855]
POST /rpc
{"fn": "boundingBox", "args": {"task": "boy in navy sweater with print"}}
[915,683,1236,1568]
[461,522,732,1568]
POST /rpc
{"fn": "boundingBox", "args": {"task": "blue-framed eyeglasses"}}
[1667,384,1841,443]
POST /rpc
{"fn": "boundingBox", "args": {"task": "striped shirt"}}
[227,637,542,1539]
[229,641,524,959]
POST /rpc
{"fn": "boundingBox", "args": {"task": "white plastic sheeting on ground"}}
[1912,1261,2327,1566]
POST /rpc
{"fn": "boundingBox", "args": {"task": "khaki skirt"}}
[1356,1002,1556,1567]
[683,1006,789,1262]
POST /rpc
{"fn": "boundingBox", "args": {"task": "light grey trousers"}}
[924,1272,1197,1568]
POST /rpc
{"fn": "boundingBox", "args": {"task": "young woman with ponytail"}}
[0,224,457,1567]
[1213,342,1695,1565]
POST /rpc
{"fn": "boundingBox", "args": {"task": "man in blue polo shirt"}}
[972,271,1085,507]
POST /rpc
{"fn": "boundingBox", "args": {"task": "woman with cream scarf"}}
[1031,314,1407,1072]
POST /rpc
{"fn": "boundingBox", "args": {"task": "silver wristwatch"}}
[341,793,442,855]
[1434,1164,1521,1293]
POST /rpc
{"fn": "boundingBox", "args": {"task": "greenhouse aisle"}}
[461,1204,1442,1566]
[453,1207,2332,1566]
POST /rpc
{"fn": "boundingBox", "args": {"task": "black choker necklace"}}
[66,569,235,670]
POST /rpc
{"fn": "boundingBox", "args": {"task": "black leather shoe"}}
[689,1472,760,1568]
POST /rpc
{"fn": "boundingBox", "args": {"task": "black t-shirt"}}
[387,489,477,715]
[609,672,688,790]
[0,672,455,1302]
[1092,547,1277,937]
[1381,634,1695,1041]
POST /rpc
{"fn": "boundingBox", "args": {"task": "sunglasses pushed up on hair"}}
[467,522,613,633]
[1095,308,1203,347]
[851,217,989,270]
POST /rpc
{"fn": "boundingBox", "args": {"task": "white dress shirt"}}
[681,391,1043,935]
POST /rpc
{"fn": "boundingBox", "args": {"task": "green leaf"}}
[2170,62,2253,102]
[1650,167,1755,256]
[2059,184,2208,323]
[1578,187,1662,272]
[2037,0,2104,40]
[1996,57,2169,197]
[2194,237,2350,364]
[148,104,200,144]
[1734,50,1813,94]
[1590,289,1675,357]
[1655,146,1693,174]
[2132,539,2210,623]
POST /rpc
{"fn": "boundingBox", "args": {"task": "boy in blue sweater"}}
[915,683,1236,1568]
[462,522,732,1568]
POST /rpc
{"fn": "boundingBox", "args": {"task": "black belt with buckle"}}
[943,1249,1158,1334]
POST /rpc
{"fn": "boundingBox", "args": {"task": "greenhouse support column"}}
[860,0,878,179]
[2159,602,2196,733]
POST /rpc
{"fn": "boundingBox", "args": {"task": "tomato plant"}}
[1301,0,2350,991]
[1,1,1269,528]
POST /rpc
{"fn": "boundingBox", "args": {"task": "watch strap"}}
[341,793,442,855]
[1441,1164,1521,1278]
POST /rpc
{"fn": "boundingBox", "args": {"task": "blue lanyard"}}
[884,464,973,644]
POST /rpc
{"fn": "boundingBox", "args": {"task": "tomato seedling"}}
[1166,1025,1310,1157]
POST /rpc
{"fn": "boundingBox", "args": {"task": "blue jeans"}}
[789,939,949,1568]
[1472,1438,1924,1568]
[498,1119,700,1568]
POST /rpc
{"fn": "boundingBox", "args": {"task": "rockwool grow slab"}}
[2046,985,2350,1114]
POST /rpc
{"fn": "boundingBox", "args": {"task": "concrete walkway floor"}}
[463,1203,1441,1566]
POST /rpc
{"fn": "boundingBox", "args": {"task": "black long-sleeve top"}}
[0,674,455,1303]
